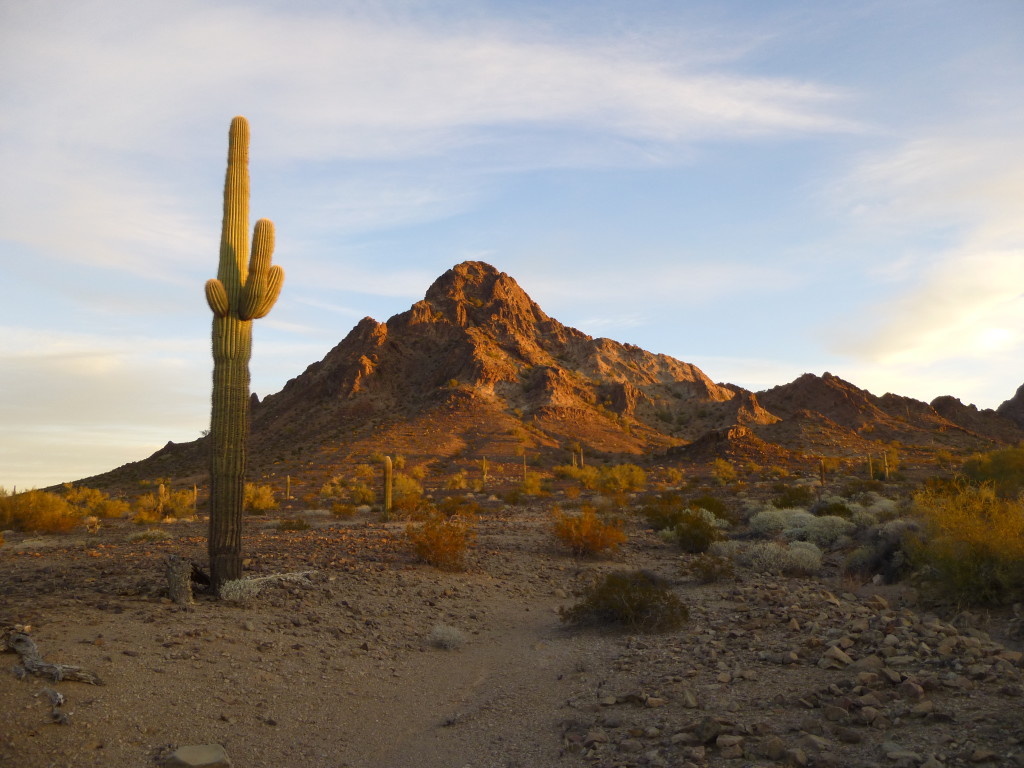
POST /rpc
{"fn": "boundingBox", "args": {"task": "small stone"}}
[164,744,232,768]
[970,748,999,762]
[716,734,743,749]
[911,700,935,716]
[644,696,668,708]
[694,717,723,744]
[832,726,862,744]
[680,687,699,708]
[899,680,925,700]
[584,729,609,746]
[819,645,854,668]
[785,747,809,766]
[762,735,787,760]
[823,704,847,722]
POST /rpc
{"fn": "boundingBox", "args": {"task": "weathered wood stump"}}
[165,554,195,607]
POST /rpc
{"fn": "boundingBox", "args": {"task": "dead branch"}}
[2,629,104,685]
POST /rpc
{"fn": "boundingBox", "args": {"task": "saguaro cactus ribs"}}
[205,116,284,593]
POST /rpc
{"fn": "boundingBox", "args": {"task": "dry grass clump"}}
[428,624,467,650]
[908,484,1024,605]
[552,505,627,556]
[682,553,736,584]
[276,517,310,531]
[406,511,476,571]
[561,570,688,633]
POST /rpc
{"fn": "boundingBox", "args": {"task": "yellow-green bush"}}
[244,482,278,514]
[0,490,79,533]
[406,512,476,570]
[962,447,1024,497]
[909,483,1024,605]
[552,505,627,556]
[598,463,647,494]
[133,486,196,523]
[62,484,130,518]
[393,473,425,513]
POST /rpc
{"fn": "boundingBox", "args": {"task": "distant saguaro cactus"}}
[204,116,284,593]
[383,455,393,519]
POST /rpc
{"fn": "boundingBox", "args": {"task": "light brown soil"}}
[2,507,1023,768]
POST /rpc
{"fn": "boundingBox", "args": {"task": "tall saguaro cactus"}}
[204,116,284,593]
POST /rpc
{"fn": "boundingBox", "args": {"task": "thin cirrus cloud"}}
[827,132,1024,362]
[0,1,856,282]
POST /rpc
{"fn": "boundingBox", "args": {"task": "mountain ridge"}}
[78,260,1024,493]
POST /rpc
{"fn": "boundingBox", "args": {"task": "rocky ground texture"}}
[2,505,1023,768]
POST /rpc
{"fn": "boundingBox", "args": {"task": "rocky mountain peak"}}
[419,261,550,331]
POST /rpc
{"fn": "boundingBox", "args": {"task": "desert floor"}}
[2,505,1023,768]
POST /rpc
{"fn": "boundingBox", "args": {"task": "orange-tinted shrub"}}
[552,505,627,556]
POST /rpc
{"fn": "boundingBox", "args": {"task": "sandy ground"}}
[2,506,1024,768]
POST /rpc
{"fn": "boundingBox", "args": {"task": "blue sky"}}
[2,0,1023,489]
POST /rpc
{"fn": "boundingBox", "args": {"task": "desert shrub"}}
[277,517,310,531]
[711,458,737,485]
[244,482,278,514]
[771,483,815,509]
[907,484,1024,605]
[554,465,601,490]
[560,570,688,632]
[393,473,425,513]
[784,541,825,575]
[62,484,130,518]
[639,492,687,531]
[502,489,524,505]
[749,507,794,538]
[682,553,736,584]
[688,494,736,524]
[552,505,627,556]
[662,467,685,487]
[747,541,822,575]
[811,501,851,520]
[787,514,856,549]
[331,503,357,518]
[406,512,476,571]
[841,478,884,498]
[445,471,468,491]
[962,447,1024,497]
[438,495,481,518]
[521,473,543,496]
[0,490,80,533]
[133,485,195,523]
[598,463,647,494]
[661,510,725,554]
[428,624,466,650]
[844,518,918,584]
[128,528,172,542]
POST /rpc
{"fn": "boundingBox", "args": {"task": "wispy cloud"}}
[823,128,1024,406]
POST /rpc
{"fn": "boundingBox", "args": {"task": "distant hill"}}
[77,261,1024,495]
